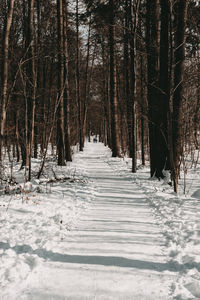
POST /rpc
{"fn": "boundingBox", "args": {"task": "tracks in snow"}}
[5,142,179,299]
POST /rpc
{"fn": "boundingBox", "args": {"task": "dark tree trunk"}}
[0,0,15,160]
[76,0,84,151]
[57,0,66,166]
[172,0,189,192]
[158,0,171,173]
[34,0,41,159]
[82,16,92,149]
[15,104,21,162]
[63,0,72,162]
[109,0,121,157]
[129,0,140,173]
[101,39,111,148]
[140,48,146,166]
[124,0,132,158]
[146,0,162,178]
[25,0,36,180]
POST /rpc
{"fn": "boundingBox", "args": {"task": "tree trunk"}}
[172,0,189,192]
[129,0,140,173]
[124,0,132,158]
[63,0,72,162]
[0,0,15,160]
[140,54,146,166]
[146,0,161,178]
[14,103,21,162]
[158,0,171,173]
[101,39,111,148]
[76,0,84,151]
[25,0,36,180]
[109,0,121,157]
[34,0,41,159]
[82,16,92,149]
[57,0,66,166]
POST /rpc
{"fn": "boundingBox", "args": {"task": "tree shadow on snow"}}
[0,241,199,274]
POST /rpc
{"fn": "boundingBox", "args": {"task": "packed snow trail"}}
[5,142,178,299]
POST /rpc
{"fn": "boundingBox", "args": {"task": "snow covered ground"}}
[1,142,200,299]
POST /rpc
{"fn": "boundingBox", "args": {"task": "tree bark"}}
[146,0,161,178]
[0,0,15,160]
[124,0,132,158]
[57,0,66,166]
[109,0,121,157]
[76,0,84,151]
[158,0,171,173]
[172,0,189,192]
[140,52,145,166]
[129,0,140,173]
[63,0,72,162]
[25,0,36,180]
[34,0,41,159]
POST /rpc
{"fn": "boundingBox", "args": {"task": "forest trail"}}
[13,143,177,299]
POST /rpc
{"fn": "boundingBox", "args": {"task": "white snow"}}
[1,142,200,299]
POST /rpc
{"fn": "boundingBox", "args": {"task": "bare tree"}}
[172,0,189,192]
[109,0,121,157]
[25,0,36,180]
[146,0,161,178]
[0,0,15,160]
[76,0,84,151]
[63,0,72,162]
[57,0,66,165]
[129,0,141,172]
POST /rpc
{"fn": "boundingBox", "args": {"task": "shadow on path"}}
[0,241,198,274]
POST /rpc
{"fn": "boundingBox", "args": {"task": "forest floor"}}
[1,142,200,299]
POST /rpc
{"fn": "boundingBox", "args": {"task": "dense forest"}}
[0,0,199,192]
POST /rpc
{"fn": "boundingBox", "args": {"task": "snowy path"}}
[3,143,178,299]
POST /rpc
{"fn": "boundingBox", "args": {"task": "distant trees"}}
[0,0,199,192]
[83,0,194,191]
[0,0,80,178]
